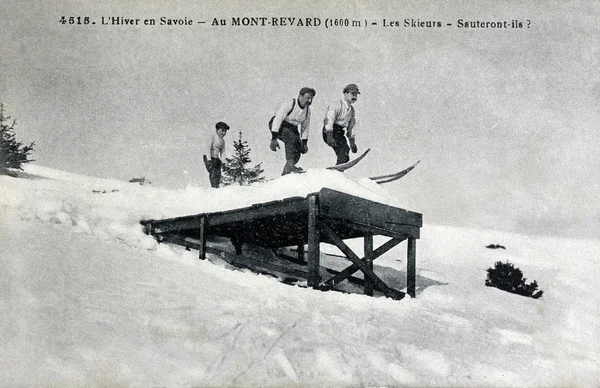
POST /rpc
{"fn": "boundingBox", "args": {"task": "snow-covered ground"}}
[1,165,598,387]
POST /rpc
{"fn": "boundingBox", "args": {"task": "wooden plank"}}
[307,194,321,288]
[321,216,418,240]
[323,236,405,288]
[152,197,308,234]
[319,188,423,230]
[364,233,374,296]
[407,237,416,298]
[207,198,308,227]
[153,217,207,234]
[383,222,421,239]
[320,224,405,300]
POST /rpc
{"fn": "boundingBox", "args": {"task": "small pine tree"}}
[485,261,543,299]
[221,131,265,186]
[1,103,35,176]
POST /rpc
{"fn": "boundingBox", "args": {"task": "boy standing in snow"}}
[204,121,230,188]
[322,84,360,165]
[269,87,316,175]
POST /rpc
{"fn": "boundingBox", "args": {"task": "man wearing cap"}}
[269,87,316,175]
[322,84,360,165]
[203,121,229,188]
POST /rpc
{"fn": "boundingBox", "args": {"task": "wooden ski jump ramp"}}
[140,188,422,300]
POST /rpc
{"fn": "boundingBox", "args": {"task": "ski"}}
[370,160,420,184]
[326,148,371,172]
[267,148,370,182]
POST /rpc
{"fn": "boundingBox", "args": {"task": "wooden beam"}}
[209,199,308,226]
[320,224,405,300]
[364,233,374,296]
[151,197,308,234]
[321,216,415,240]
[307,194,320,288]
[407,237,416,298]
[319,188,423,228]
[323,237,405,288]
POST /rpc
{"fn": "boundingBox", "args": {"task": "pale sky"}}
[2,0,599,239]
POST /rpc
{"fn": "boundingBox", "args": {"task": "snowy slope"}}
[1,165,598,387]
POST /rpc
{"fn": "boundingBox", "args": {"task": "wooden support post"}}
[231,236,243,255]
[297,243,305,263]
[307,194,320,288]
[364,233,374,296]
[407,237,416,297]
[143,222,153,235]
[198,216,207,260]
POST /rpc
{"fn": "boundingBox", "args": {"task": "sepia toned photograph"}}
[1,0,598,387]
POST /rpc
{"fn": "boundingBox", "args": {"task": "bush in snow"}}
[1,103,35,176]
[485,261,543,299]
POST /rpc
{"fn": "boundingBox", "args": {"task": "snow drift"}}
[0,164,599,387]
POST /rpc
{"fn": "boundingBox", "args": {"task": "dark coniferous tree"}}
[0,103,35,176]
[221,131,265,186]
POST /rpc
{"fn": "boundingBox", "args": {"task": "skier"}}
[203,121,230,188]
[322,84,360,165]
[269,87,316,175]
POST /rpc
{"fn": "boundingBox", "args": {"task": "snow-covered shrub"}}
[485,261,543,299]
